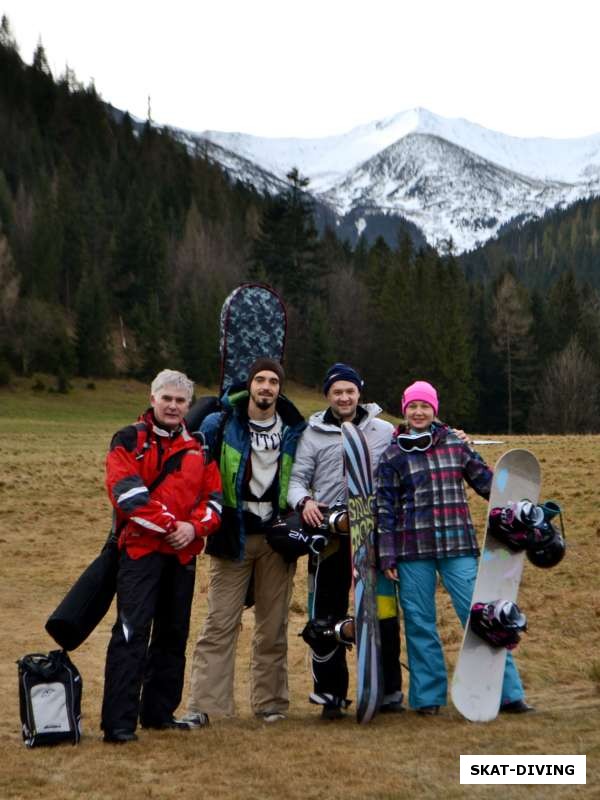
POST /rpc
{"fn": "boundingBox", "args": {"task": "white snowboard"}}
[451,449,541,722]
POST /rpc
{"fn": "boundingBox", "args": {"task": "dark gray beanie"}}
[247,357,285,388]
[322,362,363,395]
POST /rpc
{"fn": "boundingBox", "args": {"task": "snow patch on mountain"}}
[321,133,587,251]
[178,109,600,252]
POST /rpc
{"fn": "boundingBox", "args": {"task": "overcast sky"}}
[3,0,599,140]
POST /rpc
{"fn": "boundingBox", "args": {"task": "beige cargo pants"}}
[186,534,295,718]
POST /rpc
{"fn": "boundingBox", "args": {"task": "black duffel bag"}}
[45,533,119,651]
[18,650,82,747]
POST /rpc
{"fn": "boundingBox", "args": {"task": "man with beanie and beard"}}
[287,363,404,720]
[178,358,306,726]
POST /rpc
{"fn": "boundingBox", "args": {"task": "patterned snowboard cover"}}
[341,421,384,724]
[451,449,541,722]
[219,283,286,393]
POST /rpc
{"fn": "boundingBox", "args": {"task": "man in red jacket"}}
[102,370,222,743]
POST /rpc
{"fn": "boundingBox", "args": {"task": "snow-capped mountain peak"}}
[172,108,600,252]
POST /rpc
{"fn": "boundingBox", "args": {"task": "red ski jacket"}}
[106,410,222,563]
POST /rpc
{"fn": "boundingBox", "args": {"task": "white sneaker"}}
[175,712,210,729]
[257,711,286,723]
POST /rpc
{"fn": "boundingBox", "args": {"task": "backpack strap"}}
[107,429,201,546]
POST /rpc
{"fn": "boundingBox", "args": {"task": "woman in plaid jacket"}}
[376,381,532,716]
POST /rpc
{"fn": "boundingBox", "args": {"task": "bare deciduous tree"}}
[529,338,599,433]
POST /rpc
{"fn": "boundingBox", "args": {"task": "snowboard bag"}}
[18,650,82,747]
[185,394,220,434]
[219,283,287,393]
[45,535,119,651]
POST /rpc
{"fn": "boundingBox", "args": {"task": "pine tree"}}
[28,184,63,302]
[15,298,75,379]
[430,255,476,425]
[490,272,536,433]
[0,15,17,51]
[359,237,397,404]
[471,281,507,432]
[131,298,169,381]
[75,265,113,377]
[302,301,335,388]
[113,190,167,313]
[173,278,222,385]
[371,257,412,409]
[397,232,414,270]
[250,168,322,304]
[577,286,600,365]
[0,223,19,367]
[546,269,581,355]
[32,40,52,76]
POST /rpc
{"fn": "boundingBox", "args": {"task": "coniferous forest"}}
[1,18,600,434]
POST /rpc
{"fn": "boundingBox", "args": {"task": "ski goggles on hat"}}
[396,432,433,452]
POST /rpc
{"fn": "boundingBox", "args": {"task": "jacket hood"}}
[221,383,305,430]
[139,408,187,439]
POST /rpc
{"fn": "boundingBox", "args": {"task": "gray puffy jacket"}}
[287,403,394,509]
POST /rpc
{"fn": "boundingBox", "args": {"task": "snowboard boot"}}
[500,699,535,714]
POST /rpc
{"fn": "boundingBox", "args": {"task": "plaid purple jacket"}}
[376,423,493,569]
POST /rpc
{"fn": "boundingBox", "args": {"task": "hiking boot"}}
[103,728,138,744]
[500,699,535,714]
[416,705,440,716]
[256,710,286,723]
[380,700,405,714]
[142,717,191,731]
[175,712,210,729]
[321,705,346,721]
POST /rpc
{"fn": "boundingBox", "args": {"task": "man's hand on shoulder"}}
[165,521,196,550]
[453,428,473,446]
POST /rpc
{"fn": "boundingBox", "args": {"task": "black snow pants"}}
[308,537,401,706]
[101,549,195,732]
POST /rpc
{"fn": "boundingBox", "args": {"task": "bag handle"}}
[17,652,61,678]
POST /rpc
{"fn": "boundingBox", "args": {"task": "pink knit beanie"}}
[401,381,439,416]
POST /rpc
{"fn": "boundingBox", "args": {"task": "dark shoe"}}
[416,705,440,716]
[380,700,405,714]
[500,699,535,714]
[321,705,346,721]
[103,728,138,743]
[142,717,192,731]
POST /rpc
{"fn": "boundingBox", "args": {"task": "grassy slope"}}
[0,378,598,799]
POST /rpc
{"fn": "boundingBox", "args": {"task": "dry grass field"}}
[0,377,598,799]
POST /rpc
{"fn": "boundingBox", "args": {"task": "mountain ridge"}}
[169,108,600,251]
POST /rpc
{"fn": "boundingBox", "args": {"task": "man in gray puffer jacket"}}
[288,363,403,720]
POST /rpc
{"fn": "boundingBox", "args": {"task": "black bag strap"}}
[213,409,230,463]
